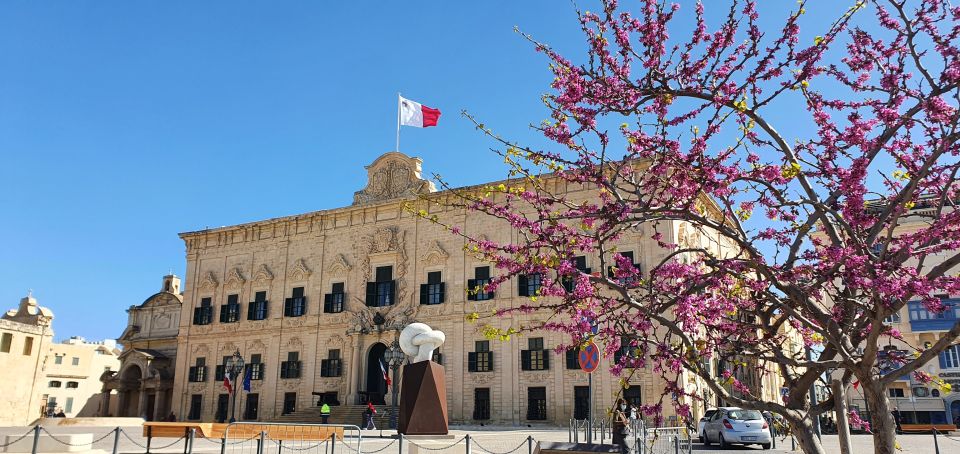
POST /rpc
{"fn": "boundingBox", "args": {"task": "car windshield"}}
[727,410,763,420]
[703,410,717,418]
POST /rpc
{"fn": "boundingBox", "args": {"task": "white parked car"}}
[698,408,718,443]
[702,407,772,450]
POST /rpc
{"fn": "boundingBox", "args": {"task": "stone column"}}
[347,334,362,405]
[137,387,148,419]
[100,391,112,417]
[116,390,128,417]
[154,389,167,421]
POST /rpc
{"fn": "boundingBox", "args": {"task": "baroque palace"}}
[109,151,772,425]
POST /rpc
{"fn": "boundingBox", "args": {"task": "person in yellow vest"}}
[320,403,331,424]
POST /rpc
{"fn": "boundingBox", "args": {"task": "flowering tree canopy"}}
[412,1,959,453]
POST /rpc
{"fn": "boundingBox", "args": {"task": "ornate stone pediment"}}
[327,254,352,278]
[225,268,246,290]
[288,259,312,281]
[353,152,436,205]
[252,264,274,285]
[420,241,449,267]
[199,272,219,291]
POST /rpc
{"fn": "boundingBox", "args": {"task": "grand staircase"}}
[272,404,393,428]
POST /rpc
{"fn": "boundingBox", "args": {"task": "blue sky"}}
[0,1,856,341]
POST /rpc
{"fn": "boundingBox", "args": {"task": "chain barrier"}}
[357,437,398,454]
[267,436,329,452]
[39,427,116,446]
[202,433,263,445]
[120,428,186,450]
[405,436,466,451]
[471,439,528,454]
[0,428,36,448]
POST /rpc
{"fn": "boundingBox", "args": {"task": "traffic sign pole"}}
[588,371,593,444]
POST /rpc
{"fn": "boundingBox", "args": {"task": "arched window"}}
[66,381,79,389]
[932,389,941,397]
[49,381,62,388]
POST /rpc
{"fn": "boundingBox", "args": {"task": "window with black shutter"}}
[324,283,345,313]
[248,291,268,321]
[221,294,241,323]
[215,394,229,422]
[518,273,542,297]
[188,357,207,382]
[246,354,264,381]
[188,394,203,420]
[282,392,297,415]
[608,251,640,285]
[365,266,396,307]
[215,355,230,381]
[243,393,259,420]
[467,266,494,301]
[432,348,443,365]
[566,349,580,370]
[473,388,491,420]
[624,386,642,408]
[573,386,590,419]
[468,341,493,372]
[280,352,301,379]
[562,256,592,293]
[193,298,213,325]
[420,271,445,305]
[615,336,638,366]
[284,287,307,317]
[527,387,547,420]
[521,337,549,371]
[320,349,342,377]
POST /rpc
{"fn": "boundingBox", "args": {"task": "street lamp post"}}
[385,339,405,429]
[225,349,245,423]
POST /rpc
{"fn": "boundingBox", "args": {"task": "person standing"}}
[612,399,630,454]
[364,402,377,430]
[320,402,331,424]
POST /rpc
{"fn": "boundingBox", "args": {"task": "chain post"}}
[220,434,227,454]
[146,425,153,454]
[673,436,679,454]
[111,427,121,454]
[276,440,282,454]
[398,433,404,454]
[257,431,265,454]
[30,425,40,454]
[933,428,940,454]
[527,436,533,454]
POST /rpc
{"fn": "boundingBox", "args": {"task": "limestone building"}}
[170,152,729,425]
[0,294,54,426]
[101,274,182,420]
[42,337,121,417]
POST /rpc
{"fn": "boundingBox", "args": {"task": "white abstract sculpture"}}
[399,323,446,363]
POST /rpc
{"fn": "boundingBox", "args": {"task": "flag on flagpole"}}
[379,358,392,386]
[399,96,441,128]
[852,380,860,390]
[242,366,252,392]
[223,373,233,394]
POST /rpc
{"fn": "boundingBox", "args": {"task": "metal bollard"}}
[276,440,283,454]
[146,426,153,454]
[187,427,196,454]
[673,436,680,454]
[330,432,336,454]
[465,434,471,454]
[257,431,266,454]
[528,436,534,454]
[220,436,227,454]
[933,428,940,454]
[31,425,40,454]
[112,427,121,454]
[398,433,404,454]
[791,435,796,451]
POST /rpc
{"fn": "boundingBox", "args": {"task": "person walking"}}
[364,402,377,430]
[320,402,331,424]
[612,399,630,454]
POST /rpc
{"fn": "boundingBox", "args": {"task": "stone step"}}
[272,405,393,428]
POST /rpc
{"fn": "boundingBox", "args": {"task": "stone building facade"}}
[0,294,54,426]
[102,274,182,420]
[42,337,121,417]
[170,152,729,425]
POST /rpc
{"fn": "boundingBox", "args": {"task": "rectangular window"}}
[281,352,301,379]
[467,266,495,301]
[215,355,230,381]
[321,349,342,377]
[221,294,241,323]
[366,266,396,307]
[615,337,635,365]
[282,392,297,415]
[216,394,229,422]
[54,355,63,365]
[518,273,542,297]
[71,357,79,366]
[609,251,640,285]
[193,297,213,325]
[940,345,960,369]
[0,333,11,353]
[566,349,580,370]
[188,395,203,420]
[247,354,264,381]
[889,388,905,398]
[284,287,307,317]
[562,256,592,292]
[624,386,642,408]
[521,337,549,371]
[432,348,443,365]
[23,336,34,356]
[527,387,547,420]
[883,312,902,324]
[420,271,446,305]
[248,292,269,320]
[468,341,493,372]
[244,393,259,420]
[574,386,590,419]
[473,388,491,420]
[189,358,207,382]
[65,397,74,414]
[324,283,345,313]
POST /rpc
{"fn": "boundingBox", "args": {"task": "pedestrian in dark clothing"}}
[612,399,630,454]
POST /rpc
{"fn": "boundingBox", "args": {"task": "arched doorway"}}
[950,400,960,425]
[119,365,142,417]
[365,343,388,405]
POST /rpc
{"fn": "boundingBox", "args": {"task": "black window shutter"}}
[518,275,529,297]
[543,350,550,370]
[284,299,293,317]
[320,360,328,377]
[219,307,227,323]
[521,350,531,371]
[324,293,332,312]
[247,303,255,320]
[438,282,446,303]
[468,352,477,372]
[467,279,477,301]
[365,282,376,306]
[262,302,269,319]
[420,284,428,305]
[193,308,200,324]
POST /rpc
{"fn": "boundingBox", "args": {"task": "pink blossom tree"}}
[414,1,960,453]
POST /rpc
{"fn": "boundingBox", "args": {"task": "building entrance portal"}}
[365,343,388,405]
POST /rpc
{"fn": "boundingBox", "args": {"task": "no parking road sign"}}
[578,341,600,373]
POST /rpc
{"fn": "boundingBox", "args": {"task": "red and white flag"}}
[399,96,441,128]
[379,358,392,386]
[223,373,233,394]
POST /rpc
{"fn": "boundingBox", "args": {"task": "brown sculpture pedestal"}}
[398,361,448,435]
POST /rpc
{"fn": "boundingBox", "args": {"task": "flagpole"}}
[396,92,401,152]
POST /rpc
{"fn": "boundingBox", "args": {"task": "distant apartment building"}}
[0,294,54,425]
[42,336,121,417]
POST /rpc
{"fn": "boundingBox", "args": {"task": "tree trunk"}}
[789,418,827,454]
[862,380,898,454]
[831,379,852,454]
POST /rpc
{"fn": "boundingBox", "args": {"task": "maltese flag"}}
[399,96,441,128]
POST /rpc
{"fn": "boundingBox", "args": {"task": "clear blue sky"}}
[0,1,851,342]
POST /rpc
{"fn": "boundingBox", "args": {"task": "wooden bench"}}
[142,422,216,439]
[899,423,956,433]
[142,422,345,441]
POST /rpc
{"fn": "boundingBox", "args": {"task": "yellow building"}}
[0,294,54,426]
[42,337,121,417]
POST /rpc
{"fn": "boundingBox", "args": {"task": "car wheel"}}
[703,432,711,446]
[699,434,705,444]
[718,434,728,449]
[761,442,771,450]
